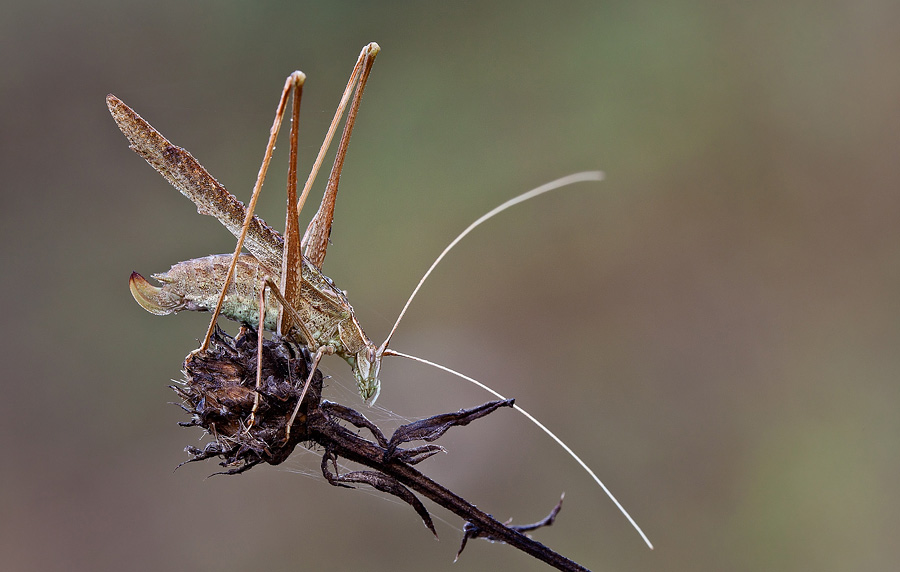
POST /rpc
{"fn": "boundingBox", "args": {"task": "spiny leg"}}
[246,276,316,431]
[302,42,380,269]
[285,344,334,441]
[248,277,268,428]
[259,275,330,439]
[197,71,306,353]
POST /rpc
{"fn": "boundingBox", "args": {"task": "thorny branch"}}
[172,328,591,571]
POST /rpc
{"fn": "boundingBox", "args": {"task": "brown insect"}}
[111,44,382,435]
[108,43,651,548]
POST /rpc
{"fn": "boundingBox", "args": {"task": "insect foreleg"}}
[248,276,268,429]
[285,344,334,441]
[252,275,324,435]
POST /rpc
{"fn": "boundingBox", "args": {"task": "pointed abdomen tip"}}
[129,271,179,315]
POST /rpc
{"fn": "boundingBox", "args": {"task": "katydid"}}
[109,43,652,549]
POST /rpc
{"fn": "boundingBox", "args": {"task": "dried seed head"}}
[172,327,322,473]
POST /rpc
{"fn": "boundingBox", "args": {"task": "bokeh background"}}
[2,2,899,571]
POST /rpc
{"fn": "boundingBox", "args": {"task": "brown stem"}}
[309,412,591,572]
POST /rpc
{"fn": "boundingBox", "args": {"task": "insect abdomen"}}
[130,254,279,330]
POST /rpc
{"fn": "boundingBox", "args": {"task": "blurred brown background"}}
[2,1,899,571]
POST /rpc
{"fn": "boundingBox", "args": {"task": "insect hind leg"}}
[196,71,306,354]
[302,42,380,269]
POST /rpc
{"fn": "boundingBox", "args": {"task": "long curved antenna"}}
[379,171,604,354]
[383,348,653,550]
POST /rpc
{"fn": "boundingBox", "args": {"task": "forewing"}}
[107,94,284,274]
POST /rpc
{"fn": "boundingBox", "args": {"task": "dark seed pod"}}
[171,327,322,473]
[167,330,576,568]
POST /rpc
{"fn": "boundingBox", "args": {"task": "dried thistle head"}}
[172,327,322,473]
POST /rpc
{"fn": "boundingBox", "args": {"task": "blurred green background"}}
[2,1,899,571]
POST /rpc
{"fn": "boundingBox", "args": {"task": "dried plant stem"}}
[308,409,590,572]
[177,329,591,571]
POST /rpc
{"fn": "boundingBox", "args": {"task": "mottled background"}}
[2,2,899,571]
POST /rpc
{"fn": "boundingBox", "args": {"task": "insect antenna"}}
[376,171,653,548]
[378,171,605,354]
[381,349,653,550]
